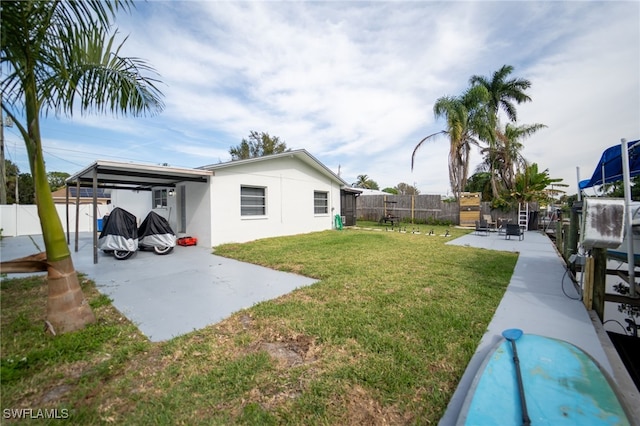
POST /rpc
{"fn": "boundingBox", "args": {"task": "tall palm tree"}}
[497,122,547,191]
[469,64,532,124]
[411,85,489,199]
[479,122,547,193]
[469,65,533,198]
[1,1,164,334]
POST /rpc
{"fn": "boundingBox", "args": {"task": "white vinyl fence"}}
[0,204,111,237]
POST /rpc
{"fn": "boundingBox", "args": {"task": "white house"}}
[64,149,352,250]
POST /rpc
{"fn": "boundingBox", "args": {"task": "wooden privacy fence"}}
[356,194,531,226]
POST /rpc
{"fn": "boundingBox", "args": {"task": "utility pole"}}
[1,96,6,205]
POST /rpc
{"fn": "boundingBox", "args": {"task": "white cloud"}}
[28,1,639,196]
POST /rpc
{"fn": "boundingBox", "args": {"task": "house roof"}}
[66,160,212,190]
[199,149,350,187]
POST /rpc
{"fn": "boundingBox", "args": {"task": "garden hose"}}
[334,214,343,230]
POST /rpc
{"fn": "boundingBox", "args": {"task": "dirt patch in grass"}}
[254,334,317,367]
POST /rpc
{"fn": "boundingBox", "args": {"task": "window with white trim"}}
[153,189,167,208]
[241,186,266,216]
[314,191,328,214]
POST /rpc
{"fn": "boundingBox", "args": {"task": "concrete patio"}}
[0,233,317,342]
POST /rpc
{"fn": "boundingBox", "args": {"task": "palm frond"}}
[411,131,446,171]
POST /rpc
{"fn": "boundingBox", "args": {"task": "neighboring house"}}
[51,186,111,204]
[65,149,353,249]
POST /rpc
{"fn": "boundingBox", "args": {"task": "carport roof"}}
[66,160,212,190]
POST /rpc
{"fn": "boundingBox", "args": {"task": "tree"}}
[469,64,532,125]
[479,122,546,196]
[48,171,70,192]
[1,1,164,334]
[17,172,35,204]
[469,65,534,198]
[512,163,566,203]
[381,187,398,194]
[229,131,289,160]
[352,174,379,190]
[3,159,19,204]
[411,85,490,199]
[395,182,420,195]
[464,171,492,201]
[605,175,640,201]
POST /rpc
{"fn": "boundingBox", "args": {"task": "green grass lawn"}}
[1,225,517,424]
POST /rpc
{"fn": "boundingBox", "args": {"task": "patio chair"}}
[483,215,497,231]
[475,220,490,236]
[505,223,524,240]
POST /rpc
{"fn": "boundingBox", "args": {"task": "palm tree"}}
[479,122,547,195]
[497,122,547,191]
[411,85,489,199]
[469,64,532,124]
[352,174,379,190]
[469,65,533,198]
[513,163,566,203]
[1,1,164,334]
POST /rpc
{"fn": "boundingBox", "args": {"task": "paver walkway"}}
[439,229,639,424]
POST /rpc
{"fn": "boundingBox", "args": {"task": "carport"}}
[65,160,212,263]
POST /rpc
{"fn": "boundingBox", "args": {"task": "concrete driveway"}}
[1,233,317,342]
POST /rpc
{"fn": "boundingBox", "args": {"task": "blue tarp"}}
[579,139,640,189]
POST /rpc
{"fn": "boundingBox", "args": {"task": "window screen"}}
[241,186,266,216]
[314,191,328,214]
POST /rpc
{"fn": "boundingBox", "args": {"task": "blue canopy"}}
[579,139,640,189]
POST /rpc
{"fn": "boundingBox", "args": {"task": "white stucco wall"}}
[208,155,342,247]
[109,190,152,227]
[182,181,212,248]
[109,187,182,232]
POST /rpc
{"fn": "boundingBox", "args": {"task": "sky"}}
[3,0,639,196]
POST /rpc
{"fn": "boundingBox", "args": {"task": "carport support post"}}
[93,167,98,264]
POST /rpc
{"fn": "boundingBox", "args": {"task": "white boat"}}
[607,202,640,266]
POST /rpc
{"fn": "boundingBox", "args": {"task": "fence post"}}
[555,220,563,253]
[411,195,415,224]
[592,247,607,321]
[583,256,594,310]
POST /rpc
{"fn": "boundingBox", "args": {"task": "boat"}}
[607,201,640,266]
[456,330,631,425]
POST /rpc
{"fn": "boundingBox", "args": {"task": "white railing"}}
[0,204,111,237]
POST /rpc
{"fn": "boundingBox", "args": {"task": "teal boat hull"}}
[457,334,631,425]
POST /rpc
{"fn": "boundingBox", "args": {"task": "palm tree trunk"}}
[25,74,95,333]
[46,256,96,333]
